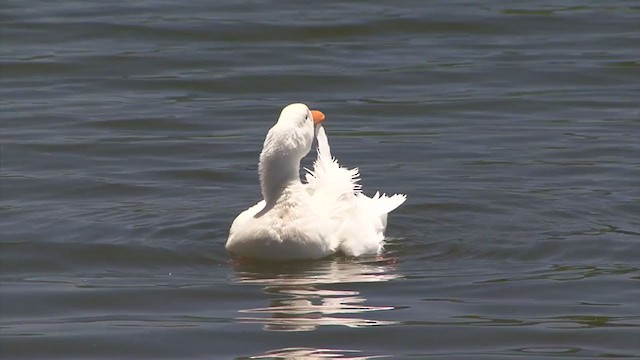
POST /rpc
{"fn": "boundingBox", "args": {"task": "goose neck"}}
[259,156,300,205]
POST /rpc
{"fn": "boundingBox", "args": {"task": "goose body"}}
[226,103,406,260]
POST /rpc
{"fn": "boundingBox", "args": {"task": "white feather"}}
[305,125,406,256]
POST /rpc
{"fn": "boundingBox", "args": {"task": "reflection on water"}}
[231,258,401,332]
[248,347,386,360]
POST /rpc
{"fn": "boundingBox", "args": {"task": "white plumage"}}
[225,103,406,260]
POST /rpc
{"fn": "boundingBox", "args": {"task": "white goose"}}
[226,103,406,260]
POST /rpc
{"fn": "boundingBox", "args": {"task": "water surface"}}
[1,1,639,358]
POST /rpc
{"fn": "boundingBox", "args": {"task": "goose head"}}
[259,103,325,204]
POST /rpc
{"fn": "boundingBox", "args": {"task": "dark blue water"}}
[1,1,639,358]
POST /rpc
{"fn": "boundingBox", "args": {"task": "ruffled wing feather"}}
[305,125,406,256]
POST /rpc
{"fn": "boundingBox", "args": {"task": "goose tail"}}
[371,191,407,215]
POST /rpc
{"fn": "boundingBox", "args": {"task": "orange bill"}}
[311,110,325,124]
